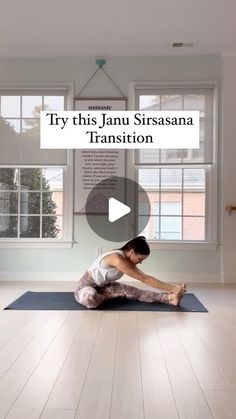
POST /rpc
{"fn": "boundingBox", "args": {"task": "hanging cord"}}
[100,66,126,98]
[75,62,126,99]
[75,66,100,98]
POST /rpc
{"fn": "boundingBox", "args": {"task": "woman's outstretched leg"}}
[100,282,182,306]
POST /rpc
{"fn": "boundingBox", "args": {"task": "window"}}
[0,86,73,247]
[0,168,64,239]
[131,82,218,244]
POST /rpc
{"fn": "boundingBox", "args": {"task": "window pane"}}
[183,95,205,112]
[42,192,62,215]
[0,168,18,190]
[183,217,205,240]
[42,169,63,191]
[161,201,182,215]
[44,96,64,111]
[161,216,181,232]
[0,117,19,143]
[139,95,160,110]
[20,216,40,238]
[183,193,205,216]
[1,96,20,117]
[161,169,182,189]
[183,168,205,189]
[0,192,18,213]
[0,215,17,237]
[152,202,159,215]
[161,216,182,240]
[20,192,40,214]
[42,215,62,238]
[153,216,159,238]
[6,119,21,133]
[161,95,182,110]
[138,168,159,188]
[140,215,159,240]
[22,119,40,135]
[20,169,41,190]
[22,96,42,117]
[53,191,63,214]
[161,192,182,215]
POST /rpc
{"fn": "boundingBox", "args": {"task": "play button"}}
[85,176,150,242]
[108,198,131,222]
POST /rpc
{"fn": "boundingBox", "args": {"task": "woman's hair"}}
[119,236,150,255]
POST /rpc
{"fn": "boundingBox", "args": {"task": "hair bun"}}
[118,235,150,255]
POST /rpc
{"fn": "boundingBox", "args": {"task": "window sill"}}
[148,241,219,251]
[0,240,74,249]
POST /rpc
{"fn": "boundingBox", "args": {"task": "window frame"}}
[128,81,219,250]
[0,82,74,248]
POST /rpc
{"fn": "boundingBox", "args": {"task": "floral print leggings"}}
[74,272,169,309]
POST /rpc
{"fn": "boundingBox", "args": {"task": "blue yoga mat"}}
[4,291,208,312]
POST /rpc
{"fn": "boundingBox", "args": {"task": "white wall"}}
[0,55,224,282]
[222,55,236,282]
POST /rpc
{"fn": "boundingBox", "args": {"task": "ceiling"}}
[0,0,235,58]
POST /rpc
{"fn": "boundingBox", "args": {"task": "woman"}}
[74,236,186,309]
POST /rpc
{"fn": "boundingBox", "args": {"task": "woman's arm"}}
[107,254,185,295]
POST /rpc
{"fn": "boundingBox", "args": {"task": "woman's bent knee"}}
[74,286,104,309]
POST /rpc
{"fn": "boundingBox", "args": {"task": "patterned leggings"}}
[74,272,169,309]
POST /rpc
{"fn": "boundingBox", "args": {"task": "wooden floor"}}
[0,281,236,419]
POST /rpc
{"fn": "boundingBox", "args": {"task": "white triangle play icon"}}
[108,198,131,222]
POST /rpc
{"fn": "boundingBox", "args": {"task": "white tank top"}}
[88,250,124,286]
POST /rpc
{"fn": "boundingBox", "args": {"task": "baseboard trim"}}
[0,271,222,283]
[0,271,81,281]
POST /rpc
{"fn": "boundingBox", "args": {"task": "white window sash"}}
[127,81,218,246]
[0,83,74,247]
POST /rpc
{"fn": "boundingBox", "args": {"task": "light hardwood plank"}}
[33,311,70,343]
[155,315,214,419]
[137,312,178,419]
[189,315,236,389]
[0,312,51,377]
[74,312,119,419]
[118,311,137,330]
[204,390,236,419]
[5,314,86,419]
[109,317,144,419]
[46,311,102,411]
[0,312,69,419]
[40,408,75,419]
[0,341,48,419]
[0,311,33,349]
[173,315,229,390]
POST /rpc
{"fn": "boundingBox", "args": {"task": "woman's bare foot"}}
[173,283,187,297]
[168,292,183,306]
